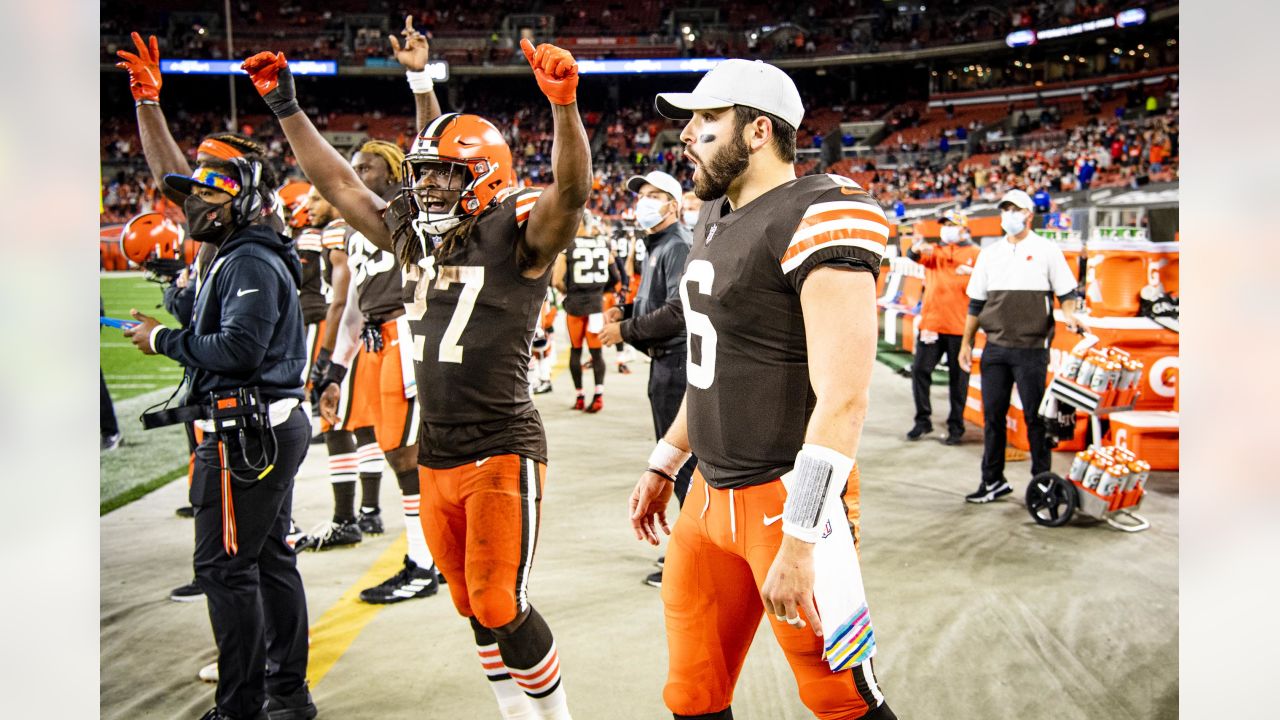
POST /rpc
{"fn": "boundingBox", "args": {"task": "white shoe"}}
[198,662,218,683]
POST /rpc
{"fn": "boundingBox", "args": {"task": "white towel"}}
[396,315,417,399]
[587,312,605,334]
[784,466,877,673]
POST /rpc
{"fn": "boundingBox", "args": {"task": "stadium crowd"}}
[102,0,1175,63]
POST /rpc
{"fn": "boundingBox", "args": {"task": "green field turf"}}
[100,273,184,400]
[100,273,189,513]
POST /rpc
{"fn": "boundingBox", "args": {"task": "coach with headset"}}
[124,156,316,720]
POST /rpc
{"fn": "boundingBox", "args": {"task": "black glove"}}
[315,362,348,398]
[308,347,333,402]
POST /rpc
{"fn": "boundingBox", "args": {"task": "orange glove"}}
[520,38,578,106]
[115,32,162,104]
[242,51,301,118]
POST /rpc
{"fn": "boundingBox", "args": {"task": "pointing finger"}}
[519,37,536,67]
[388,34,401,52]
[404,14,415,34]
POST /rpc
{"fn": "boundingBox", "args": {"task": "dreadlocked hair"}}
[359,140,405,183]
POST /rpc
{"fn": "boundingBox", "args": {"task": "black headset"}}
[227,155,266,227]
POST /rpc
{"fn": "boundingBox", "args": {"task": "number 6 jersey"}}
[403,187,551,468]
[682,174,889,489]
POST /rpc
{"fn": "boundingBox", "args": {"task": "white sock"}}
[402,494,433,568]
[478,643,537,719]
[593,385,604,395]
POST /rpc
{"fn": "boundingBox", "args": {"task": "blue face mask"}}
[1001,209,1027,236]
[635,197,669,230]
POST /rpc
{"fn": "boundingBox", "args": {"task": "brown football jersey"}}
[294,227,327,324]
[682,174,889,488]
[403,187,550,467]
[346,221,405,320]
[562,234,612,316]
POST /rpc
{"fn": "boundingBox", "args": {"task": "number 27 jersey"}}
[403,188,550,467]
[682,174,890,489]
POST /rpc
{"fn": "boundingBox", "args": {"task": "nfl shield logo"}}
[821,520,833,539]
[704,224,718,246]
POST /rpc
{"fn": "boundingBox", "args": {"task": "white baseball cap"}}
[999,189,1035,212]
[625,171,684,205]
[655,59,805,130]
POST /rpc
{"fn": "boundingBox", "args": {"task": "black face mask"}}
[184,195,235,245]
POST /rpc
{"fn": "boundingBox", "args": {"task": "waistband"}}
[194,398,299,433]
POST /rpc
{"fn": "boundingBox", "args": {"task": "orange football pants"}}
[661,466,883,719]
[338,319,416,450]
[565,313,602,350]
[419,455,545,629]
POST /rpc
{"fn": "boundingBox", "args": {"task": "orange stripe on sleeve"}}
[780,228,888,266]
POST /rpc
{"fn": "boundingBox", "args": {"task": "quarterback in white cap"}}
[629,59,897,720]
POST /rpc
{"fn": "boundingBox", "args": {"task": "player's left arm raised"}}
[519,38,592,275]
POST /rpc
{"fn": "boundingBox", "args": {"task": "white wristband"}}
[647,439,691,480]
[148,325,168,354]
[406,69,434,94]
[781,443,855,543]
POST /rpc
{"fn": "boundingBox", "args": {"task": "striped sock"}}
[497,607,570,720]
[473,618,536,719]
[356,441,385,476]
[402,493,433,569]
[326,452,358,522]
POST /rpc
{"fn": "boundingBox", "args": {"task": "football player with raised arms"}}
[629,60,897,719]
[244,34,590,720]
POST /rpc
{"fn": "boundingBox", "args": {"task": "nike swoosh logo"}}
[236,288,259,297]
[390,339,400,347]
[476,457,491,467]
[763,513,783,526]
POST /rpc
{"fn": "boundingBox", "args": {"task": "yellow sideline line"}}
[305,345,572,686]
[306,535,407,688]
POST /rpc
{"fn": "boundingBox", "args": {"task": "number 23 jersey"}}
[404,188,550,468]
[682,174,890,489]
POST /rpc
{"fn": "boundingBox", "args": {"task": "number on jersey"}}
[433,265,485,364]
[679,259,718,389]
[571,245,611,285]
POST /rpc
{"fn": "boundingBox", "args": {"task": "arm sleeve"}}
[154,256,281,373]
[621,295,685,346]
[781,189,887,294]
[660,241,691,303]
[162,282,195,328]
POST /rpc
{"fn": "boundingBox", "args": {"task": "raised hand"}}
[388,15,430,71]
[520,37,578,106]
[241,51,300,118]
[115,32,162,103]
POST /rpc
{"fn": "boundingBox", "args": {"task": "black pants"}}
[192,406,310,720]
[979,344,1051,485]
[100,369,119,437]
[910,332,968,436]
[648,349,695,505]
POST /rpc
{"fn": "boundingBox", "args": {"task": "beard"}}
[692,132,750,201]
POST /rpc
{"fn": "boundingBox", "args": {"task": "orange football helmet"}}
[403,113,515,233]
[120,211,187,280]
[277,179,312,228]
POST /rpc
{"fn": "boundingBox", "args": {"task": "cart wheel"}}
[1025,472,1076,527]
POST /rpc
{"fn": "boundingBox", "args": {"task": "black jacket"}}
[153,225,307,402]
[621,222,691,352]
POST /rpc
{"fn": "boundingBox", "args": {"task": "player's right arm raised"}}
[242,52,392,251]
[116,32,190,203]
[519,38,592,274]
